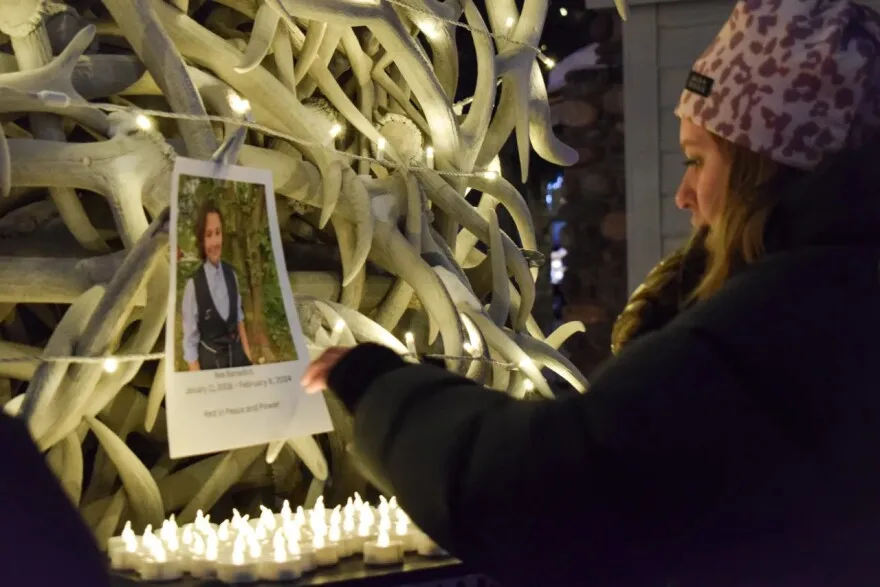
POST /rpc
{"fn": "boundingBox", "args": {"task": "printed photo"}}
[165,158,332,459]
[172,170,298,372]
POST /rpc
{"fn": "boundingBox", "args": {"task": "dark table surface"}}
[111,555,468,587]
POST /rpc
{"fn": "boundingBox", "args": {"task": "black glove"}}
[611,227,708,355]
[326,343,410,412]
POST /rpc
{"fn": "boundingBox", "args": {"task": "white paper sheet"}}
[165,157,333,458]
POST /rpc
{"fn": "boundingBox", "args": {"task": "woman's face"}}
[203,211,223,264]
[675,118,732,228]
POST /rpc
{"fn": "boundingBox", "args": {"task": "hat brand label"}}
[685,71,715,97]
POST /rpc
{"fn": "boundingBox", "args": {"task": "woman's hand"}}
[301,347,352,393]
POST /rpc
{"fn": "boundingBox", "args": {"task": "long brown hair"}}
[691,137,785,300]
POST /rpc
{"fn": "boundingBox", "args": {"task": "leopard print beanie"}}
[675,0,880,170]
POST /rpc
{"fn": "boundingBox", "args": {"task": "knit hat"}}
[675,0,880,170]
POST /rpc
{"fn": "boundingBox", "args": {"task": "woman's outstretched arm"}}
[324,332,797,587]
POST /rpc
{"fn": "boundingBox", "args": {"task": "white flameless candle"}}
[257,533,303,581]
[394,514,415,551]
[139,540,183,582]
[311,531,340,567]
[215,536,258,584]
[363,527,404,566]
[108,523,139,571]
[190,533,220,578]
[288,538,317,572]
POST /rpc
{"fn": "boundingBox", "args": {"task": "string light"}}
[559,7,568,16]
[102,358,119,373]
[504,16,515,29]
[480,169,498,180]
[328,123,342,139]
[425,145,434,168]
[377,137,387,153]
[135,114,153,131]
[227,93,251,115]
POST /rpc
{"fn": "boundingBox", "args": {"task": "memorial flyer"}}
[165,157,333,458]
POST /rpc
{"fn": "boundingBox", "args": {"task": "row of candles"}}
[108,494,446,583]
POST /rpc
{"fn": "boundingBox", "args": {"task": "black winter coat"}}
[328,140,880,587]
[0,412,111,586]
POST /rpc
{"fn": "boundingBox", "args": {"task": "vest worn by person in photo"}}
[193,262,251,370]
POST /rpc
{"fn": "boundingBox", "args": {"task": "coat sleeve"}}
[0,413,110,586]
[346,330,803,586]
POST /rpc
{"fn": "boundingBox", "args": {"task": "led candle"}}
[138,540,183,582]
[108,523,139,571]
[288,535,317,572]
[363,526,404,566]
[311,531,340,567]
[257,532,303,581]
[190,533,220,578]
[259,505,277,532]
[280,500,293,524]
[217,520,232,543]
[394,511,416,551]
[215,535,258,584]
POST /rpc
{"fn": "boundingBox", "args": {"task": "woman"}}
[304,2,880,586]
[181,200,253,371]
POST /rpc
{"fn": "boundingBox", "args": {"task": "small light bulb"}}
[541,55,556,69]
[135,114,153,131]
[377,137,387,152]
[228,93,251,115]
[481,170,498,180]
[425,145,435,167]
[329,123,342,138]
[505,16,515,29]
[523,379,535,392]
[102,358,119,373]
[559,7,568,16]
[333,320,345,332]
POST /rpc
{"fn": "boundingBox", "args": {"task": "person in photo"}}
[181,199,253,371]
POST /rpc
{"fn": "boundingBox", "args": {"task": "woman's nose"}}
[675,178,694,211]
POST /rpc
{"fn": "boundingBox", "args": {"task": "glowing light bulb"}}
[421,20,440,39]
[425,145,435,168]
[228,93,251,115]
[559,7,568,16]
[135,114,153,131]
[192,533,206,556]
[540,55,556,68]
[149,542,167,563]
[377,527,390,548]
[404,332,416,354]
[329,523,341,543]
[255,524,267,541]
[505,16,515,29]
[232,543,245,566]
[121,521,135,542]
[273,537,287,563]
[206,534,219,561]
[343,512,355,533]
[218,520,230,541]
[102,357,118,373]
[248,538,262,559]
[288,537,301,556]
[481,169,498,180]
[329,123,342,138]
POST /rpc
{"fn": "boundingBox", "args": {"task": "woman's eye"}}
[683,158,700,168]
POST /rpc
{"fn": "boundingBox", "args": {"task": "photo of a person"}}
[181,201,253,371]
[170,169,299,373]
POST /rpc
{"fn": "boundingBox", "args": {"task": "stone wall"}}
[549,10,627,376]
